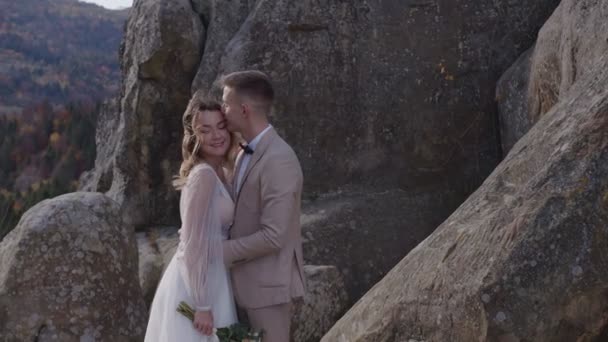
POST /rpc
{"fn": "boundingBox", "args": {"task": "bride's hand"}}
[193,310,214,336]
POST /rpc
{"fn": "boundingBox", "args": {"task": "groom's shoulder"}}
[270,134,299,163]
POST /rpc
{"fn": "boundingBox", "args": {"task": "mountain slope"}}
[0,0,128,113]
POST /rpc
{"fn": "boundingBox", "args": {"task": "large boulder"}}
[528,0,608,120]
[496,47,534,154]
[191,0,253,92]
[302,188,461,304]
[0,192,146,341]
[323,16,608,342]
[137,232,164,308]
[497,0,608,154]
[137,226,179,307]
[81,0,204,228]
[292,265,348,342]
[79,98,120,193]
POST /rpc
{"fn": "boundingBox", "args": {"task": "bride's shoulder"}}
[191,162,212,172]
[188,163,216,182]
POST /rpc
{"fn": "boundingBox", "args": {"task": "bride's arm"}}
[179,166,221,311]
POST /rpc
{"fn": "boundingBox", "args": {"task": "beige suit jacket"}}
[223,127,306,309]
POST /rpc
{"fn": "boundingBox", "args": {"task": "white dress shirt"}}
[236,125,272,193]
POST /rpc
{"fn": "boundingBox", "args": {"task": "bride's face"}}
[193,109,231,159]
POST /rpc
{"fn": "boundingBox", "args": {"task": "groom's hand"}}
[193,310,214,336]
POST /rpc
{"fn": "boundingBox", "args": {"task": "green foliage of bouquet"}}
[177,301,263,342]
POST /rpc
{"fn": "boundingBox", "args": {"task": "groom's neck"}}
[242,118,270,143]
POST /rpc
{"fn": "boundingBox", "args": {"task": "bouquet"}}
[177,301,263,342]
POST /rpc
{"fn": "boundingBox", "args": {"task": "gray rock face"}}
[496,47,534,154]
[194,0,559,197]
[302,188,462,304]
[0,192,146,341]
[137,232,164,308]
[191,0,253,94]
[82,0,204,228]
[323,21,608,342]
[528,0,608,119]
[497,0,608,155]
[292,265,348,342]
[136,226,179,307]
[79,98,120,193]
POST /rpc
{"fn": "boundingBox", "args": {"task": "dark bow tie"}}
[239,143,254,155]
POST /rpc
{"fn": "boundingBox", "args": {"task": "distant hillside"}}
[0,100,98,239]
[0,0,128,114]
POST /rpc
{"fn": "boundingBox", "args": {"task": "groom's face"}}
[221,86,243,133]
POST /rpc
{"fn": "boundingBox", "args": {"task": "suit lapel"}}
[232,151,245,200]
[235,128,277,204]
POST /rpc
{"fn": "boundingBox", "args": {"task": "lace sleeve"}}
[177,165,224,311]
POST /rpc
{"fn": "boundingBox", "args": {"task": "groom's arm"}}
[223,153,302,266]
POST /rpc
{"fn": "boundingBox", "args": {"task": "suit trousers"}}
[246,302,293,342]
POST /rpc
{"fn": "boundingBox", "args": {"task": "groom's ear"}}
[241,102,251,118]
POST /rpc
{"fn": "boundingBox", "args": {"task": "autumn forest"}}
[0,0,127,238]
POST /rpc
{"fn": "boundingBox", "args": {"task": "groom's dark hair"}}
[221,70,274,104]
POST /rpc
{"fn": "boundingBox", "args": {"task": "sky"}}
[79,0,132,10]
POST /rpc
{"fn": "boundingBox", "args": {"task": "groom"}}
[220,70,306,342]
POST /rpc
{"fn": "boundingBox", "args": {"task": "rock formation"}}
[81,0,204,228]
[498,0,608,154]
[0,193,146,341]
[323,1,608,340]
[292,265,348,342]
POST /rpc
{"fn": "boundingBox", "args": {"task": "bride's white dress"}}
[145,164,238,342]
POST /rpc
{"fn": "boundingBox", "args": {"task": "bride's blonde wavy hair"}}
[173,97,240,189]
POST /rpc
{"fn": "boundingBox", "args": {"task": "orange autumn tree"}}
[0,100,97,239]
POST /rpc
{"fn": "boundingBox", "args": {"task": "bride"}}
[145,98,240,341]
